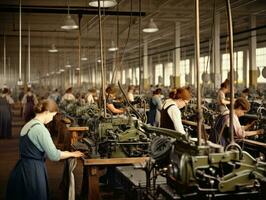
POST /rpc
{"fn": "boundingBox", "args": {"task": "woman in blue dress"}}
[0,88,14,139]
[6,99,84,200]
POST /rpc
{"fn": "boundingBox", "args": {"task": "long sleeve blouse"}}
[162,99,186,135]
[20,119,61,161]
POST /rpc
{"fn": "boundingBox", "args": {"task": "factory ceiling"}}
[0,0,266,82]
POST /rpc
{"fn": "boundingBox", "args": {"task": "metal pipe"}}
[138,0,141,94]
[4,33,6,84]
[28,25,31,83]
[98,0,107,118]
[195,0,202,146]
[19,0,22,81]
[0,5,145,17]
[226,0,235,144]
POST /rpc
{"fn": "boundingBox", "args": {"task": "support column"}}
[211,13,221,90]
[249,15,257,89]
[143,36,149,90]
[189,57,194,85]
[173,22,181,87]
[243,50,248,88]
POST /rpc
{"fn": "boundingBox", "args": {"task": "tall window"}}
[132,67,136,85]
[128,68,132,84]
[257,47,266,83]
[135,67,140,85]
[108,71,113,84]
[155,64,163,85]
[164,62,173,86]
[122,69,126,84]
[180,59,190,86]
[222,51,243,83]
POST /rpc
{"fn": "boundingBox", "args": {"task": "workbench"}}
[82,157,149,200]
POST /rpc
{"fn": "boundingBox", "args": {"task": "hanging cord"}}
[111,0,133,85]
[202,0,216,99]
[225,0,236,145]
[98,0,107,117]
[118,81,146,122]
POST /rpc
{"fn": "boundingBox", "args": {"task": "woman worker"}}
[6,99,84,200]
[106,85,125,114]
[160,87,192,134]
[217,79,231,113]
[210,97,264,147]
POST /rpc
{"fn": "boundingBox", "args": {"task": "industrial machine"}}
[143,124,266,199]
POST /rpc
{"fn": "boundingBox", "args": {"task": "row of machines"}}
[55,86,266,199]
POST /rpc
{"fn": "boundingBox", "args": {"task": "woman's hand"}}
[257,129,264,135]
[72,151,84,158]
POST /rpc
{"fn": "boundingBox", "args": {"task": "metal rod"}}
[28,25,31,83]
[225,0,235,144]
[98,0,107,117]
[19,0,22,81]
[0,5,146,16]
[78,25,81,87]
[139,0,141,94]
[195,0,202,146]
[4,33,6,84]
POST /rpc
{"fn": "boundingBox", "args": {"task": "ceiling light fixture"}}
[61,0,78,30]
[76,67,80,71]
[142,18,159,33]
[81,57,88,61]
[89,0,117,8]
[65,60,72,68]
[48,44,58,53]
[108,41,118,52]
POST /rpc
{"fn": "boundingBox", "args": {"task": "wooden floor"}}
[0,106,84,200]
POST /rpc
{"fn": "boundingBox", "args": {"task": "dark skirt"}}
[6,126,49,200]
[6,158,48,200]
[0,104,12,139]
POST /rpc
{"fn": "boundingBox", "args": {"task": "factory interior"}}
[0,0,266,199]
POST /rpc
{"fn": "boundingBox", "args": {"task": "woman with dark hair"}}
[106,85,125,114]
[217,80,230,113]
[0,88,14,139]
[160,87,191,134]
[210,97,264,146]
[6,99,84,200]
[22,87,38,122]
[61,87,76,102]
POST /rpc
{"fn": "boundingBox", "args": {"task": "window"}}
[180,59,190,86]
[128,68,132,84]
[155,64,163,85]
[109,71,113,84]
[222,51,243,83]
[257,47,266,83]
[122,69,126,84]
[135,67,140,85]
[164,62,173,86]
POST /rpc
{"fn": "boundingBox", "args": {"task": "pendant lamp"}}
[89,0,117,8]
[61,0,78,30]
[48,44,58,53]
[108,41,118,52]
[142,18,159,33]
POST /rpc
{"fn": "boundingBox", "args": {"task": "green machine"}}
[143,124,266,199]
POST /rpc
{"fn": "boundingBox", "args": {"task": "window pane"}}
[257,47,266,83]
[164,62,173,86]
[155,64,163,85]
